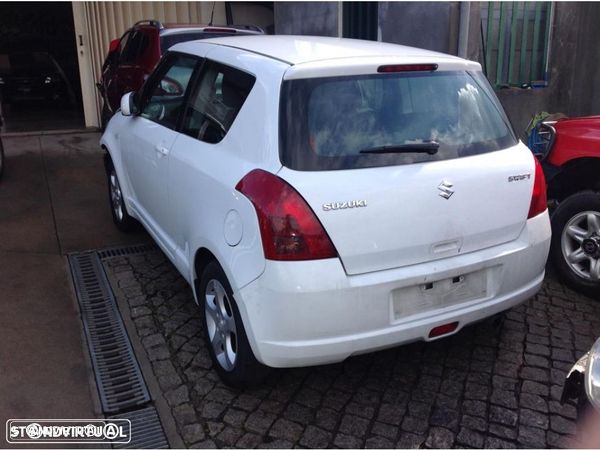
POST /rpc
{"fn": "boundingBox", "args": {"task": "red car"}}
[535,116,600,297]
[97,19,263,128]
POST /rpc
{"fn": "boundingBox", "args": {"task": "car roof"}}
[189,35,465,66]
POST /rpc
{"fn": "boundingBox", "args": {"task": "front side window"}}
[181,60,255,144]
[280,70,517,171]
[140,53,198,129]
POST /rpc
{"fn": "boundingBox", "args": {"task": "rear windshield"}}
[279,71,517,171]
[160,32,235,53]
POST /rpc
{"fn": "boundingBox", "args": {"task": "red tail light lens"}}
[235,170,338,261]
[528,157,548,219]
[378,64,438,73]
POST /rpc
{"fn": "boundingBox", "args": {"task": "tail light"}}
[528,156,548,219]
[235,169,338,261]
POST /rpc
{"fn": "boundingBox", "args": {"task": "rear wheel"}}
[199,261,269,387]
[551,191,600,298]
[107,164,137,232]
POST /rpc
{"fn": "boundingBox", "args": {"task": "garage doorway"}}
[0,2,84,132]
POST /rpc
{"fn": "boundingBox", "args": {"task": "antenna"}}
[208,1,216,26]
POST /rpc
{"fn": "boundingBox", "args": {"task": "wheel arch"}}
[548,157,600,202]
[192,247,219,303]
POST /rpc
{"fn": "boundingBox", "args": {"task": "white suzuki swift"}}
[101,36,551,386]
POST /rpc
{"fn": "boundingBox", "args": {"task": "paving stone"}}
[518,425,546,447]
[519,408,549,429]
[299,425,331,448]
[489,406,517,426]
[103,250,600,450]
[395,432,426,449]
[333,433,362,448]
[339,414,370,437]
[182,423,206,445]
[245,410,277,434]
[268,418,304,442]
[424,426,455,448]
[456,427,485,448]
[165,385,189,407]
[520,393,548,413]
[173,403,197,426]
[521,380,549,396]
[485,436,517,448]
[488,423,517,440]
[550,415,577,435]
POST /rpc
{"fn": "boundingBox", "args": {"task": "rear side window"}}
[181,60,255,144]
[121,30,150,64]
[280,71,517,171]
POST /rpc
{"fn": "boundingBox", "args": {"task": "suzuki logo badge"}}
[438,180,454,199]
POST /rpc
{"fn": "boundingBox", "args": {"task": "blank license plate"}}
[392,268,489,319]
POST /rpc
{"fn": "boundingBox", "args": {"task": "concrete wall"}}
[274,2,338,36]
[378,2,457,54]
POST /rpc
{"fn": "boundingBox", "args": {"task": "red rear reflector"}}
[378,64,438,73]
[528,156,548,219]
[235,169,338,261]
[429,322,459,338]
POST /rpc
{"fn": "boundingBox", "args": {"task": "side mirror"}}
[120,92,138,116]
[108,38,120,55]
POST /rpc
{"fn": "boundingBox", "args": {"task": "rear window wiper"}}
[359,141,440,155]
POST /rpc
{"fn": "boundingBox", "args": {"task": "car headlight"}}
[44,76,53,84]
[585,337,600,409]
[0,76,4,85]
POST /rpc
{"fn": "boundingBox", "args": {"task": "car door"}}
[121,52,200,251]
[111,29,152,110]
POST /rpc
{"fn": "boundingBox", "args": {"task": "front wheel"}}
[199,261,269,387]
[550,191,600,298]
[107,164,137,232]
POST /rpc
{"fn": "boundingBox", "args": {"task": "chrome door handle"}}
[155,145,169,156]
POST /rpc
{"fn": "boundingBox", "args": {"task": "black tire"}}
[107,163,137,232]
[550,191,600,298]
[100,102,112,131]
[199,261,269,387]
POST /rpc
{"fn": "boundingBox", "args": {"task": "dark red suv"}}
[97,19,262,128]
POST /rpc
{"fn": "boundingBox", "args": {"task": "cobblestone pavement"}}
[103,250,600,449]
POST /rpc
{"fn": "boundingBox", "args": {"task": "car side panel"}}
[548,116,600,167]
[166,45,288,293]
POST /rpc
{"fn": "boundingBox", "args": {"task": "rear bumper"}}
[236,211,551,368]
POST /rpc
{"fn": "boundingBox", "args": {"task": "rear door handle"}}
[155,145,169,156]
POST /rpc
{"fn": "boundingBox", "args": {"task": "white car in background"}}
[101,35,552,386]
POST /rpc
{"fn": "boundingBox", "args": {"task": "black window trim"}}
[136,51,206,131]
[177,57,257,144]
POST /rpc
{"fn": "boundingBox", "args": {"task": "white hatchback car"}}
[101,35,552,386]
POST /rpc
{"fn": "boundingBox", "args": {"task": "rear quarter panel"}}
[166,43,289,293]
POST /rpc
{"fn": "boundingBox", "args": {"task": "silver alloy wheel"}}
[561,210,600,281]
[110,171,124,221]
[204,279,238,371]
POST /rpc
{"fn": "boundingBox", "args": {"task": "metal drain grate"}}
[97,243,157,260]
[69,252,151,413]
[108,406,168,449]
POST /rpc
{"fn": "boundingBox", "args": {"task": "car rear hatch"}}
[277,61,535,275]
